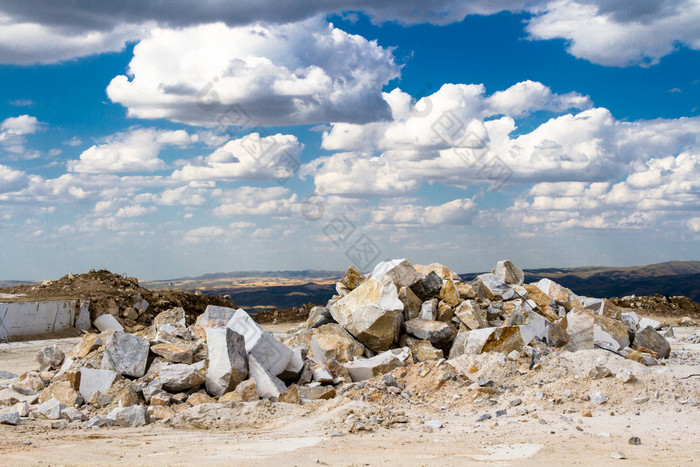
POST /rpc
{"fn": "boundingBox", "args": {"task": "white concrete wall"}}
[0,300,91,341]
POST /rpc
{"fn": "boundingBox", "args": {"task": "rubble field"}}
[1,259,699,465]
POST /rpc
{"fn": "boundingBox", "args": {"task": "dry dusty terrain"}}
[1,323,698,466]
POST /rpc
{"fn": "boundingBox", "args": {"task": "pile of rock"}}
[0,259,673,427]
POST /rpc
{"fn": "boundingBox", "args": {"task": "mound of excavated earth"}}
[0,269,236,334]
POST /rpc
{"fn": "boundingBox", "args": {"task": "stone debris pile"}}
[0,259,676,428]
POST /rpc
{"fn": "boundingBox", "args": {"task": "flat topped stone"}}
[200,305,237,327]
[160,364,205,392]
[94,314,124,332]
[79,368,118,402]
[344,347,411,382]
[404,319,452,344]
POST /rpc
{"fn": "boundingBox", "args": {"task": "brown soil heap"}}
[0,269,236,331]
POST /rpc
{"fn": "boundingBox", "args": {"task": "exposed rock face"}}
[150,343,195,364]
[159,364,205,392]
[402,336,443,362]
[594,315,630,351]
[494,260,525,286]
[199,305,237,327]
[205,327,248,397]
[454,300,488,330]
[438,279,461,307]
[328,276,404,352]
[101,331,150,378]
[248,354,287,399]
[633,326,671,359]
[79,368,117,402]
[306,306,334,329]
[309,324,365,364]
[398,286,422,321]
[413,263,460,280]
[404,319,453,344]
[369,259,420,288]
[339,265,366,291]
[563,312,594,351]
[39,380,82,407]
[153,307,186,329]
[226,308,293,376]
[36,345,65,370]
[344,348,412,382]
[410,271,443,301]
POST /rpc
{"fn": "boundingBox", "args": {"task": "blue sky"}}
[0,1,698,280]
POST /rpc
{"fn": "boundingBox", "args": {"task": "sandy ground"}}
[0,327,698,466]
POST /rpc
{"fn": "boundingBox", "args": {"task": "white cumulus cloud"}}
[69,128,197,174]
[107,18,400,127]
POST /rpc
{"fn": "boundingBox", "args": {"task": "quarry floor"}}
[0,324,698,466]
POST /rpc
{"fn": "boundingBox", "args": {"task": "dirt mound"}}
[251,303,313,324]
[0,269,235,331]
[610,295,700,319]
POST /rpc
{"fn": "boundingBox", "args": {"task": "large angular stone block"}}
[159,364,205,392]
[562,312,594,352]
[309,324,365,364]
[633,326,671,359]
[404,319,453,344]
[248,354,287,399]
[200,305,237,327]
[226,308,293,375]
[205,327,248,397]
[454,300,489,330]
[369,259,420,288]
[79,368,118,402]
[410,271,443,301]
[344,347,411,381]
[494,260,525,286]
[101,331,150,378]
[328,276,403,352]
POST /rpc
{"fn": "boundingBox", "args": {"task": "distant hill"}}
[173,270,343,281]
[161,260,700,308]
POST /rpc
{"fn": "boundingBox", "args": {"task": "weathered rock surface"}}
[153,307,186,329]
[227,308,293,375]
[494,260,525,286]
[309,324,365,364]
[151,343,195,364]
[205,327,248,397]
[102,331,150,378]
[328,276,403,352]
[633,326,671,359]
[36,344,65,369]
[344,348,411,381]
[409,271,443,301]
[35,398,66,420]
[79,368,118,402]
[159,364,205,392]
[404,319,453,344]
[455,300,489,330]
[248,354,286,399]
